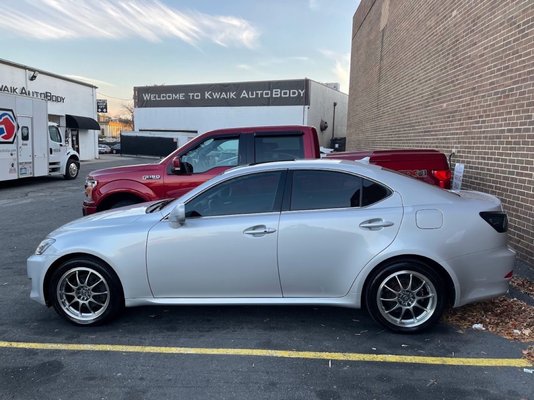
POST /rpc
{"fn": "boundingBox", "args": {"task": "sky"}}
[0,0,358,116]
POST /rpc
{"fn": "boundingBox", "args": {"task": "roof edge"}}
[0,58,98,89]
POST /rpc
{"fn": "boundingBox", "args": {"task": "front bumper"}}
[27,254,54,306]
[82,201,97,216]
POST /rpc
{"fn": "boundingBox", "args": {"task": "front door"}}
[147,171,285,298]
[17,116,33,177]
[162,135,242,199]
[48,124,63,166]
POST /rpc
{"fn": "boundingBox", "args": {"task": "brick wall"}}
[347,0,534,263]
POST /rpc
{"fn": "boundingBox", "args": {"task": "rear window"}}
[255,135,304,163]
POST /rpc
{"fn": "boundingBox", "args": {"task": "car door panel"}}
[146,213,282,298]
[277,193,403,297]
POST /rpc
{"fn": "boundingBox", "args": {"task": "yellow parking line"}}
[0,340,530,367]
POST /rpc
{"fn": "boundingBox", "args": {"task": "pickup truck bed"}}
[327,149,451,188]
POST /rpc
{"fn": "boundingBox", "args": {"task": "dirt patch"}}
[444,296,534,362]
[511,276,534,298]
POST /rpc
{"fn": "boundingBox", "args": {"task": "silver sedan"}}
[28,160,515,332]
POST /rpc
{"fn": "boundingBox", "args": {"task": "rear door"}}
[17,116,33,177]
[277,170,403,298]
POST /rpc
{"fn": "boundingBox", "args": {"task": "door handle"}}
[243,225,277,236]
[359,219,394,230]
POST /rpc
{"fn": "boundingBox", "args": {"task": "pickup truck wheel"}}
[64,158,79,180]
[109,198,140,209]
[48,257,123,326]
[365,260,445,333]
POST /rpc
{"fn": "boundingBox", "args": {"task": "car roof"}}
[223,159,382,177]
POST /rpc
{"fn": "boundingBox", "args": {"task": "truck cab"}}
[48,122,80,180]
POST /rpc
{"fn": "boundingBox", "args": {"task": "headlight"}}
[35,238,56,255]
[85,177,98,200]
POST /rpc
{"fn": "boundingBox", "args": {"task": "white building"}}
[0,58,100,160]
[133,79,348,148]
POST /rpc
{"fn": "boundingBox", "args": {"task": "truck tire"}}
[109,198,141,209]
[64,158,79,180]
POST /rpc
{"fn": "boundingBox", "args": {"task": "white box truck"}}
[0,93,80,182]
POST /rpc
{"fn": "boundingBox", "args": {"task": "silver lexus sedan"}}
[28,160,515,332]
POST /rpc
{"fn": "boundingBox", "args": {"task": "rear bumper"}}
[82,201,97,216]
[449,246,516,307]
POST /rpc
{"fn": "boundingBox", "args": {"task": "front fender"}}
[98,180,157,204]
[60,150,79,175]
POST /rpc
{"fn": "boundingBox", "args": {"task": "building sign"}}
[134,79,310,108]
[97,99,108,113]
[0,84,65,103]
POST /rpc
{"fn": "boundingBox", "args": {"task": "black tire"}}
[365,259,446,333]
[109,198,140,209]
[48,257,124,326]
[64,158,79,180]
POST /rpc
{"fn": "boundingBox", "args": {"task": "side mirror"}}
[168,203,186,226]
[172,157,182,173]
[171,156,193,175]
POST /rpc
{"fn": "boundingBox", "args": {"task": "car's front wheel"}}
[365,260,446,333]
[48,257,123,326]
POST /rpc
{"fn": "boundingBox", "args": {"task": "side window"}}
[255,135,304,163]
[291,170,362,210]
[362,179,391,206]
[21,126,29,141]
[185,171,282,217]
[181,137,239,173]
[290,170,391,211]
[49,126,62,143]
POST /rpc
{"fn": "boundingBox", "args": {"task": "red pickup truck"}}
[83,125,450,215]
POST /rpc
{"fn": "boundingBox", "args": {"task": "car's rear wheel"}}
[49,257,123,326]
[365,260,445,333]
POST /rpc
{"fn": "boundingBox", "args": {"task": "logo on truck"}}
[0,109,17,144]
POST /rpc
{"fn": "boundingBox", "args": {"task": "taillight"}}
[479,211,508,233]
[432,169,451,189]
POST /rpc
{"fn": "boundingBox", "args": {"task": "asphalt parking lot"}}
[0,155,532,400]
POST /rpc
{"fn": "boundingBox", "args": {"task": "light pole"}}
[331,101,337,141]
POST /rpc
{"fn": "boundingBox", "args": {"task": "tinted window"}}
[48,126,61,143]
[255,135,304,163]
[290,170,391,211]
[182,137,239,173]
[291,170,362,210]
[362,179,391,206]
[185,171,282,217]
